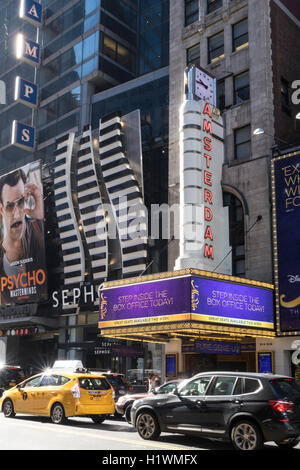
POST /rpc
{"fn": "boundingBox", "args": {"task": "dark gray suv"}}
[131,371,300,450]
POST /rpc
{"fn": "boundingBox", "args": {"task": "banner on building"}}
[0,161,47,305]
[271,152,300,333]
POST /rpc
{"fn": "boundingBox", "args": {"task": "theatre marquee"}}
[98,269,275,343]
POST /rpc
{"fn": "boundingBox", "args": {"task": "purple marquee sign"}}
[99,277,191,328]
[99,275,274,331]
[191,277,274,330]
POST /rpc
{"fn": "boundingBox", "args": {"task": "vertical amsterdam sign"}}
[175,65,231,274]
[271,152,300,334]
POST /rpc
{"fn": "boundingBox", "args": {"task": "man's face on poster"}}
[0,178,25,242]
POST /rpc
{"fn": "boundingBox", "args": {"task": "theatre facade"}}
[99,268,275,378]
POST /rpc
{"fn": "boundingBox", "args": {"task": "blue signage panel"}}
[17,36,40,66]
[272,154,300,332]
[11,121,35,150]
[15,77,38,108]
[258,352,273,373]
[191,276,274,330]
[20,0,42,26]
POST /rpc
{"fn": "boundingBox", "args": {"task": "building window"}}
[281,77,291,114]
[208,31,224,63]
[234,125,251,160]
[233,71,250,104]
[102,34,135,73]
[223,192,245,277]
[207,0,222,14]
[216,79,225,110]
[187,43,200,67]
[232,18,248,52]
[185,0,199,26]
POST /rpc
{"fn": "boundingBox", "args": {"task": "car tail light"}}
[112,387,115,399]
[129,386,133,391]
[269,399,294,413]
[71,383,81,399]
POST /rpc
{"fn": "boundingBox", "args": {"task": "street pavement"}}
[0,413,299,455]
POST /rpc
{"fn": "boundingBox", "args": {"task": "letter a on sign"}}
[19,0,42,26]
[11,121,35,151]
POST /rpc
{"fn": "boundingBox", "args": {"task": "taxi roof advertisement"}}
[99,274,274,331]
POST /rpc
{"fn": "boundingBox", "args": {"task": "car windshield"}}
[270,378,300,401]
[79,377,111,390]
[105,375,128,387]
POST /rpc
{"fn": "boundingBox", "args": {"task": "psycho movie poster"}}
[0,161,47,304]
[272,153,300,332]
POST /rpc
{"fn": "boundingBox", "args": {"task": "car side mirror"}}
[172,386,179,396]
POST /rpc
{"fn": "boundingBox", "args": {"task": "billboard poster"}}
[191,277,274,330]
[0,161,47,304]
[272,153,300,332]
[99,276,191,328]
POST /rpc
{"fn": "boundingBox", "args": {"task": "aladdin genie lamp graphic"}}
[191,279,199,311]
[100,292,108,320]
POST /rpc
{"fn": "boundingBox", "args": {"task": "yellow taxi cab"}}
[0,363,115,424]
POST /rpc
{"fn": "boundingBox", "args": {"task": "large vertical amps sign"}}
[0,162,47,304]
[271,152,300,333]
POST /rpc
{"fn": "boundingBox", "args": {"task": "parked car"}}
[89,371,132,408]
[131,371,300,450]
[116,379,181,423]
[0,365,25,397]
[0,367,115,424]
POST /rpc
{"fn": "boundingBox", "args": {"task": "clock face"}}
[194,68,215,105]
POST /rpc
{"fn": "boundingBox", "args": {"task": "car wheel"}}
[91,415,106,424]
[50,403,66,425]
[136,411,160,440]
[3,399,15,418]
[231,420,263,451]
[275,438,300,449]
[124,404,132,424]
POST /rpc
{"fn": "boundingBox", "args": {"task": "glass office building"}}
[0,0,169,374]
[0,0,169,168]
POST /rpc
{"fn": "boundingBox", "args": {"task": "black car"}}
[89,370,131,413]
[0,365,25,397]
[131,371,300,450]
[116,380,182,423]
